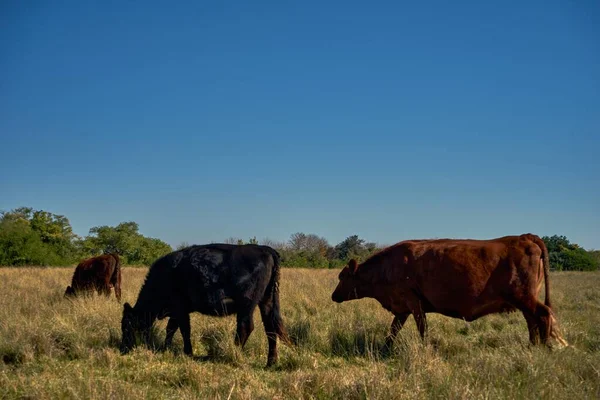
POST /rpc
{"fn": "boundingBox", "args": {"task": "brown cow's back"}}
[398,236,542,320]
[66,254,121,301]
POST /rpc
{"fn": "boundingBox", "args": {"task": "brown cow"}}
[65,254,122,301]
[332,234,567,347]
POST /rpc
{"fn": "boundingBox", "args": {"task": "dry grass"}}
[0,267,599,399]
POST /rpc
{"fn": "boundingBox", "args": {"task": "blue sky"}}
[1,1,599,249]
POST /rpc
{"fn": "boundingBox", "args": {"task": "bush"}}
[543,235,599,271]
[561,248,598,271]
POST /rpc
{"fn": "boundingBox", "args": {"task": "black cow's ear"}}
[124,302,133,312]
[348,259,358,274]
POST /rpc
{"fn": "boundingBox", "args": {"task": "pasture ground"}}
[0,267,599,399]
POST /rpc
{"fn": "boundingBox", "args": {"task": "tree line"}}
[0,206,598,271]
[0,207,171,266]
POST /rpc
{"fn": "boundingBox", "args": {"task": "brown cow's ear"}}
[349,259,358,274]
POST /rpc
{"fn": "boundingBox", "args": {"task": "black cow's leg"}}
[178,313,193,356]
[235,301,256,348]
[259,302,279,367]
[385,313,410,347]
[164,318,179,350]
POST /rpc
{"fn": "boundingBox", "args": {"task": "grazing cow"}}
[120,244,290,367]
[332,234,567,347]
[65,253,122,301]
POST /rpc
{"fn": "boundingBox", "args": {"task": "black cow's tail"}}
[265,249,291,345]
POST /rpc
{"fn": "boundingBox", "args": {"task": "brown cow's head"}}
[64,286,76,297]
[120,302,148,354]
[331,259,369,303]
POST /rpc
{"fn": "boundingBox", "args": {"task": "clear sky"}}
[1,1,599,250]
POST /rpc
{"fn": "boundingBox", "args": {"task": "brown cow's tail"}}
[110,253,122,301]
[530,234,569,347]
[525,234,551,308]
[535,235,551,309]
[265,249,291,346]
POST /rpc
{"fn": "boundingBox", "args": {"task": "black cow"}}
[120,244,289,367]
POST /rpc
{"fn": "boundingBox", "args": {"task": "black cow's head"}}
[120,302,146,354]
[331,259,369,303]
[64,286,76,297]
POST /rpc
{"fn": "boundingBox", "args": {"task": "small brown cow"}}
[332,234,567,347]
[65,254,122,301]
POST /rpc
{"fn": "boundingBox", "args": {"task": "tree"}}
[543,235,571,254]
[334,235,366,261]
[259,238,286,249]
[288,233,329,255]
[0,207,80,266]
[542,235,598,271]
[589,250,600,267]
[561,248,597,271]
[81,221,172,265]
[176,242,190,250]
[224,237,244,245]
[128,237,173,265]
[283,233,330,268]
[82,222,140,256]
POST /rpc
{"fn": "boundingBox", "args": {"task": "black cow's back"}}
[134,244,278,317]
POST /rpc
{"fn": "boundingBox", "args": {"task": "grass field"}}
[0,267,598,399]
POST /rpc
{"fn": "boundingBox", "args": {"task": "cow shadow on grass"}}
[108,324,246,366]
[285,318,404,362]
[197,327,244,366]
[107,326,165,353]
[107,319,406,365]
[288,318,313,347]
[329,326,396,360]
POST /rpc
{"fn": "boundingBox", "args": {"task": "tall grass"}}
[0,267,598,399]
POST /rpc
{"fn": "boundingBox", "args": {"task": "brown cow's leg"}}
[524,312,540,345]
[259,302,278,367]
[511,296,551,345]
[534,302,552,345]
[164,318,179,349]
[98,276,112,297]
[413,311,427,340]
[235,302,257,348]
[385,313,410,348]
[406,297,428,340]
[178,313,193,355]
[113,270,122,302]
[96,285,108,297]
